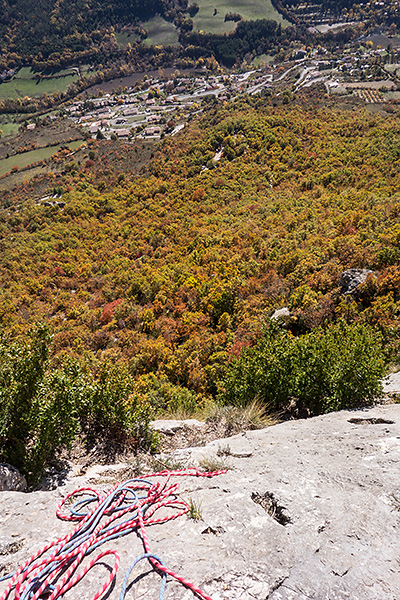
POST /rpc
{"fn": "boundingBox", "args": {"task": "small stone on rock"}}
[0,464,27,492]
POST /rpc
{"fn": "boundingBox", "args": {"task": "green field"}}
[143,16,180,45]
[0,71,79,100]
[14,67,36,79]
[15,67,77,80]
[193,0,289,34]
[252,53,274,66]
[0,140,83,177]
[0,120,19,138]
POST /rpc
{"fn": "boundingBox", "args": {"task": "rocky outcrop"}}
[151,418,205,435]
[383,370,400,399]
[0,464,27,492]
[339,268,375,296]
[270,307,291,325]
[1,404,400,599]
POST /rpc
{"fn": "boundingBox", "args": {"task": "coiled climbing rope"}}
[0,467,226,600]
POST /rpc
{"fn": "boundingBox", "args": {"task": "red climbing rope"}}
[0,468,226,600]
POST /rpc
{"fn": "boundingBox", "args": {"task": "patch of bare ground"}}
[50,403,277,482]
[154,405,277,453]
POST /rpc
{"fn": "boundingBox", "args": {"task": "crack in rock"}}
[332,567,350,577]
[201,525,226,535]
[266,575,289,599]
[348,418,394,425]
[251,492,292,526]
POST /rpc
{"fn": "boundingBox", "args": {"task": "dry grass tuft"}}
[205,399,278,437]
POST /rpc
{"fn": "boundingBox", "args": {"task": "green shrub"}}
[0,325,50,472]
[0,326,155,486]
[132,373,200,417]
[220,321,387,415]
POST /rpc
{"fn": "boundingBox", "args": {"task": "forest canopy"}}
[0,97,399,382]
[0,0,186,68]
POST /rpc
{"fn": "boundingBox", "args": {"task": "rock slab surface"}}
[1,404,400,600]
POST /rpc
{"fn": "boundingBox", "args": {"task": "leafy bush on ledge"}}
[0,325,155,486]
[220,321,387,416]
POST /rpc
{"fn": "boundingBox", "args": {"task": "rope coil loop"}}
[0,468,226,600]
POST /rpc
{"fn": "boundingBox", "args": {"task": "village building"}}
[116,129,130,138]
[143,126,161,136]
[123,107,138,116]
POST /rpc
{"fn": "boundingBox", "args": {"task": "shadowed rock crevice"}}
[348,417,394,425]
[251,491,292,526]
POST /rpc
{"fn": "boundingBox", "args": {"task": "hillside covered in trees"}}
[0,0,188,70]
[1,96,399,482]
[1,96,400,376]
[273,0,400,28]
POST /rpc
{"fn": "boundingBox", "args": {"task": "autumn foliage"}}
[0,97,398,413]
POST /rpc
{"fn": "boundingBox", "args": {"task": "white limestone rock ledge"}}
[1,404,400,600]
